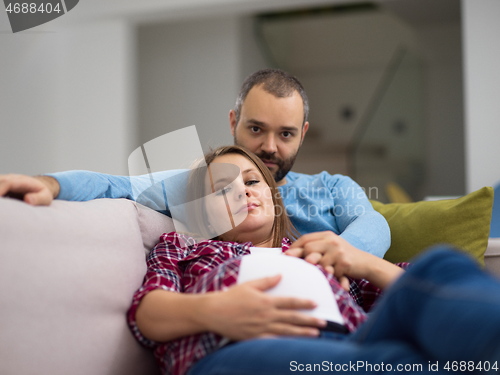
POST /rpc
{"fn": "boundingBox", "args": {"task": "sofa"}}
[0,188,497,375]
[0,197,170,375]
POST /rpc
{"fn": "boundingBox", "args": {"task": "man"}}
[228,69,389,256]
[0,68,390,338]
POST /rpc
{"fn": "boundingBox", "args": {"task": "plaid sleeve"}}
[127,232,191,348]
[349,262,410,312]
[186,257,242,294]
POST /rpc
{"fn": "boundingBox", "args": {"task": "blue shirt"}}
[281,171,390,256]
[49,170,390,257]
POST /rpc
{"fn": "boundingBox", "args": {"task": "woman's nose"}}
[234,183,249,200]
[237,188,249,200]
[240,189,250,199]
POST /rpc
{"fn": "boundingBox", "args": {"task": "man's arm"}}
[0,170,183,213]
[48,170,135,201]
[0,171,132,204]
[329,175,391,258]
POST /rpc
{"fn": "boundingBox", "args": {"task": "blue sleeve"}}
[328,175,391,258]
[47,170,188,216]
[48,170,134,201]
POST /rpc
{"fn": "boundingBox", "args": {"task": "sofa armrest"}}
[0,197,172,375]
[485,238,500,277]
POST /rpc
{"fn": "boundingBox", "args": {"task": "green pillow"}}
[371,186,493,265]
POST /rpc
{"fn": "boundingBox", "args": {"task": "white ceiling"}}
[69,0,353,23]
[67,0,461,26]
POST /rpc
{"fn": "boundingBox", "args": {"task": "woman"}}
[128,146,500,375]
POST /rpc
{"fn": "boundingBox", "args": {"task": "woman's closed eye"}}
[214,180,259,196]
[215,184,233,196]
[245,179,260,186]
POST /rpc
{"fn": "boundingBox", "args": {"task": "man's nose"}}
[261,135,277,154]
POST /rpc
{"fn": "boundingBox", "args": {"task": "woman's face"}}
[204,153,275,246]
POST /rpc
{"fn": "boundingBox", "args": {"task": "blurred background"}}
[1,0,498,202]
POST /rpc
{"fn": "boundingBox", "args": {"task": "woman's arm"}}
[132,232,325,345]
[135,289,209,342]
[133,275,326,343]
[286,231,403,290]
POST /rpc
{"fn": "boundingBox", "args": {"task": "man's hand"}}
[286,231,362,290]
[200,275,326,341]
[286,231,403,291]
[0,174,60,205]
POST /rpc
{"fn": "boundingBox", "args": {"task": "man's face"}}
[230,85,309,186]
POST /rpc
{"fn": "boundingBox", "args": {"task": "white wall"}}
[0,10,62,175]
[238,16,270,82]
[53,20,136,174]
[137,16,242,152]
[0,14,135,175]
[462,0,500,192]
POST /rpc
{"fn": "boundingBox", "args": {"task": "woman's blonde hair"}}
[187,145,298,247]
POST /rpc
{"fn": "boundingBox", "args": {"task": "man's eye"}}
[282,131,293,138]
[250,126,260,133]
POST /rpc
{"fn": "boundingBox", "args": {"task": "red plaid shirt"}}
[127,232,408,375]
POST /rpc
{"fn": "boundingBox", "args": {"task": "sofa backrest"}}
[0,197,173,375]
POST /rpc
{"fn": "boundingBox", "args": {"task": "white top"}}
[238,253,344,325]
[249,247,283,256]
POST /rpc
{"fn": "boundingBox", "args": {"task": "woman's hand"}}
[200,275,326,340]
[136,275,326,343]
[285,231,402,290]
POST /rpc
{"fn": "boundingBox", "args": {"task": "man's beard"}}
[256,150,297,183]
[234,137,298,183]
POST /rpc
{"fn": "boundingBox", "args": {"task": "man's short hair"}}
[234,68,309,126]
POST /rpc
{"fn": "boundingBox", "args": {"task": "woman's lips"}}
[234,202,258,215]
[247,203,259,211]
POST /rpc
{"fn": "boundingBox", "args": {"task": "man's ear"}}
[300,121,309,145]
[229,110,237,137]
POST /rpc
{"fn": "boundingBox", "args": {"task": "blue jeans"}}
[188,247,500,374]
